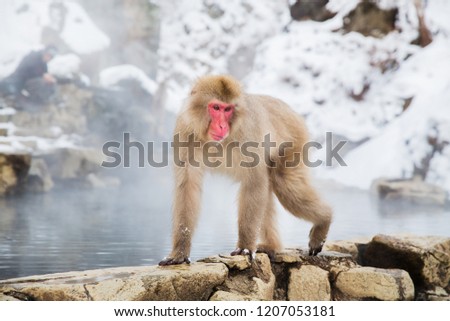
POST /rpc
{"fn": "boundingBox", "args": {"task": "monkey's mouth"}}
[210,134,224,141]
[210,133,227,141]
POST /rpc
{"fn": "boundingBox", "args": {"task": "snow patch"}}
[59,1,110,54]
[0,108,16,116]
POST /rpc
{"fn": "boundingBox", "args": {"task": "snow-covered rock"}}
[48,54,81,79]
[99,65,157,95]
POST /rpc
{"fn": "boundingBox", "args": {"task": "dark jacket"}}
[6,50,48,89]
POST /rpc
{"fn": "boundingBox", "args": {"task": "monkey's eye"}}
[224,106,231,112]
[213,104,220,111]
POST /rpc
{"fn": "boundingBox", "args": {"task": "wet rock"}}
[0,128,8,137]
[272,248,355,300]
[371,178,447,206]
[411,0,433,47]
[324,237,371,262]
[0,106,16,123]
[26,158,54,192]
[418,286,450,301]
[273,248,304,263]
[0,294,19,301]
[274,248,356,272]
[0,153,31,195]
[210,254,275,301]
[199,254,251,271]
[288,265,331,301]
[0,264,228,301]
[205,3,225,19]
[335,267,414,300]
[343,2,398,38]
[209,290,248,301]
[43,147,103,180]
[362,234,450,290]
[290,0,336,22]
[11,84,91,136]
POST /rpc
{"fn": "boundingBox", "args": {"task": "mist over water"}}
[1,164,449,280]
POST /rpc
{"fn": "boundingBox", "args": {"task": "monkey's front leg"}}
[231,176,268,261]
[159,165,203,266]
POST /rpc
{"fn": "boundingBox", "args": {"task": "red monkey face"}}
[207,99,235,141]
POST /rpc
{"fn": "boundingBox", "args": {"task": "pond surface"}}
[1,166,449,280]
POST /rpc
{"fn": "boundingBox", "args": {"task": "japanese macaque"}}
[159,75,332,266]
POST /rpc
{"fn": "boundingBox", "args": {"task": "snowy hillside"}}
[157,0,450,196]
[156,0,287,113]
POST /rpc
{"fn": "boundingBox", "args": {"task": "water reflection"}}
[0,167,449,280]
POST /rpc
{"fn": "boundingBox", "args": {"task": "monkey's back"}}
[244,94,309,151]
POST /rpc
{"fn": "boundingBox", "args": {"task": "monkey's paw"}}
[256,246,276,261]
[158,256,191,266]
[308,240,325,256]
[230,248,256,261]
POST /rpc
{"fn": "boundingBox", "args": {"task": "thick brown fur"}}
[159,75,332,265]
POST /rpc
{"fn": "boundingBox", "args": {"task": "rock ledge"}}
[1,234,449,301]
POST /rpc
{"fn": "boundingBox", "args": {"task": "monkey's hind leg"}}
[256,189,282,260]
[272,167,332,256]
[231,176,270,261]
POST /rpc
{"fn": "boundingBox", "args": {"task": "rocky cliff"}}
[1,234,449,301]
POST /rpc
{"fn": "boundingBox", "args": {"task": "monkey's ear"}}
[190,90,197,96]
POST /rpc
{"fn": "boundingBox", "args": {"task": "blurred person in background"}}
[0,45,58,106]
